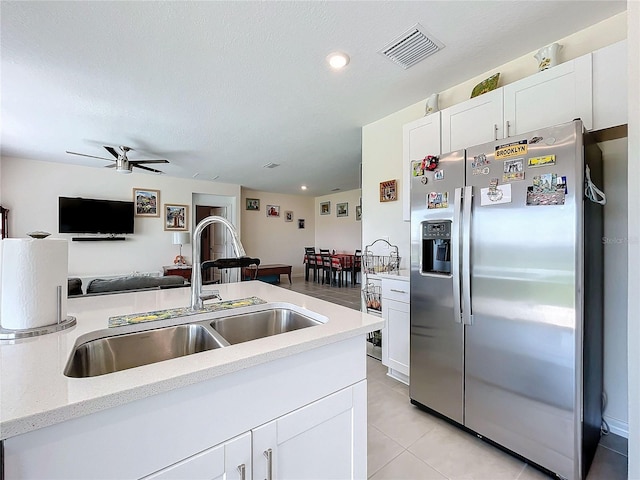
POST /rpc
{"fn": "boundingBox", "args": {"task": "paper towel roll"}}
[1,238,69,330]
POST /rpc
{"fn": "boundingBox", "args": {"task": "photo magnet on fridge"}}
[502,158,525,182]
[434,169,444,180]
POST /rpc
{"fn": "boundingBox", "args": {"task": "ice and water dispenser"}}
[421,220,452,274]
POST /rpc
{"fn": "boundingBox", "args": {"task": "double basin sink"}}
[64,305,325,378]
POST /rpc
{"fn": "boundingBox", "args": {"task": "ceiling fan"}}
[66,145,169,174]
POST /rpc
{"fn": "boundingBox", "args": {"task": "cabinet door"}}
[402,113,441,221]
[441,88,504,153]
[252,382,366,480]
[143,432,251,480]
[592,39,627,131]
[382,298,410,378]
[503,53,593,135]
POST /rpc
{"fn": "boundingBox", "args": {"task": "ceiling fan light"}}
[116,167,132,174]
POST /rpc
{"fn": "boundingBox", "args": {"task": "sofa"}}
[68,275,186,297]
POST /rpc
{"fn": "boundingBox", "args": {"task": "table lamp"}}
[172,232,191,265]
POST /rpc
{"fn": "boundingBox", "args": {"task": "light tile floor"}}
[278,278,628,480]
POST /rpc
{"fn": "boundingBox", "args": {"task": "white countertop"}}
[367,269,410,281]
[0,281,383,439]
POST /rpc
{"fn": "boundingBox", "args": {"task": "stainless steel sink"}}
[64,305,325,378]
[64,324,225,378]
[210,308,322,345]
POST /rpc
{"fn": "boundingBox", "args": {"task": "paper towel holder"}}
[0,286,77,340]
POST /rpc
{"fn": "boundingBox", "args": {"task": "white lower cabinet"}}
[381,278,410,384]
[252,382,366,480]
[144,383,365,480]
[144,432,251,480]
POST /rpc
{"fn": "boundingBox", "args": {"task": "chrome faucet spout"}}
[190,216,246,311]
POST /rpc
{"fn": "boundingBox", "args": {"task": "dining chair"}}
[304,247,319,282]
[352,249,362,285]
[320,253,333,285]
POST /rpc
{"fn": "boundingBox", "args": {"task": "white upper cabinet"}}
[592,39,627,131]
[402,113,441,221]
[503,53,593,136]
[441,88,504,154]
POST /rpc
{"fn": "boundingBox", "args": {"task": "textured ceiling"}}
[0,1,626,196]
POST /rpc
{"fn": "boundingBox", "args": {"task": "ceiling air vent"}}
[378,24,444,69]
[262,162,280,169]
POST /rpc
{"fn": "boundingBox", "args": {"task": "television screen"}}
[59,197,134,234]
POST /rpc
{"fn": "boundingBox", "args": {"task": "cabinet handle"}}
[494,123,498,141]
[237,463,246,480]
[390,289,407,294]
[263,448,273,480]
[505,120,511,137]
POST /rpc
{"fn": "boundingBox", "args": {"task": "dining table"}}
[303,253,355,286]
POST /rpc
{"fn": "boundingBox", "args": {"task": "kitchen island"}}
[0,281,382,479]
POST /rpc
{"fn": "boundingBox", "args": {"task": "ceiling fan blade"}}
[105,164,117,168]
[130,159,170,165]
[66,151,115,162]
[134,164,164,174]
[104,146,120,159]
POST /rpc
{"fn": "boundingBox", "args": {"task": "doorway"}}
[195,205,230,284]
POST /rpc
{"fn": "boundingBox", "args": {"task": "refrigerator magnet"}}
[427,191,449,209]
[528,155,556,168]
[473,166,490,176]
[471,153,489,168]
[434,169,444,180]
[495,140,528,160]
[502,158,525,182]
[480,183,511,206]
[530,136,543,144]
[412,160,425,177]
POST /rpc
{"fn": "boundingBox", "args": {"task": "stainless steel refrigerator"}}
[410,120,603,480]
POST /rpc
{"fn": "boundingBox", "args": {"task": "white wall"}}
[240,188,315,278]
[362,10,632,435]
[1,157,240,276]
[314,189,362,254]
[600,138,629,436]
[626,0,639,476]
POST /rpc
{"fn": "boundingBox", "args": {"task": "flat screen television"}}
[59,197,134,234]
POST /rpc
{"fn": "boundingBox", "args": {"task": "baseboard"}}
[603,415,629,438]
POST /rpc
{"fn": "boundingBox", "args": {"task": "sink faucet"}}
[190,216,247,311]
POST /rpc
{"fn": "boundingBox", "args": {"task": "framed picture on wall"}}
[164,204,188,231]
[380,179,398,202]
[246,198,260,211]
[266,205,280,217]
[336,202,348,217]
[285,211,293,222]
[133,188,160,217]
[356,205,362,221]
[298,219,305,229]
[320,201,330,215]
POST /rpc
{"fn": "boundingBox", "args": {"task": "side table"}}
[163,265,192,282]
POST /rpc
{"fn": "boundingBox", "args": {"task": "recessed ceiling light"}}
[327,51,350,70]
[301,185,308,190]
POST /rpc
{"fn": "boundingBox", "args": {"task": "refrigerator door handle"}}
[462,185,473,325]
[452,187,463,324]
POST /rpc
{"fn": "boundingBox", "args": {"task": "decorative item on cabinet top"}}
[470,72,500,98]
[535,43,561,71]
[425,93,439,115]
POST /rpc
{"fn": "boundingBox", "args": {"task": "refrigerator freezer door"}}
[410,150,465,424]
[463,121,583,479]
